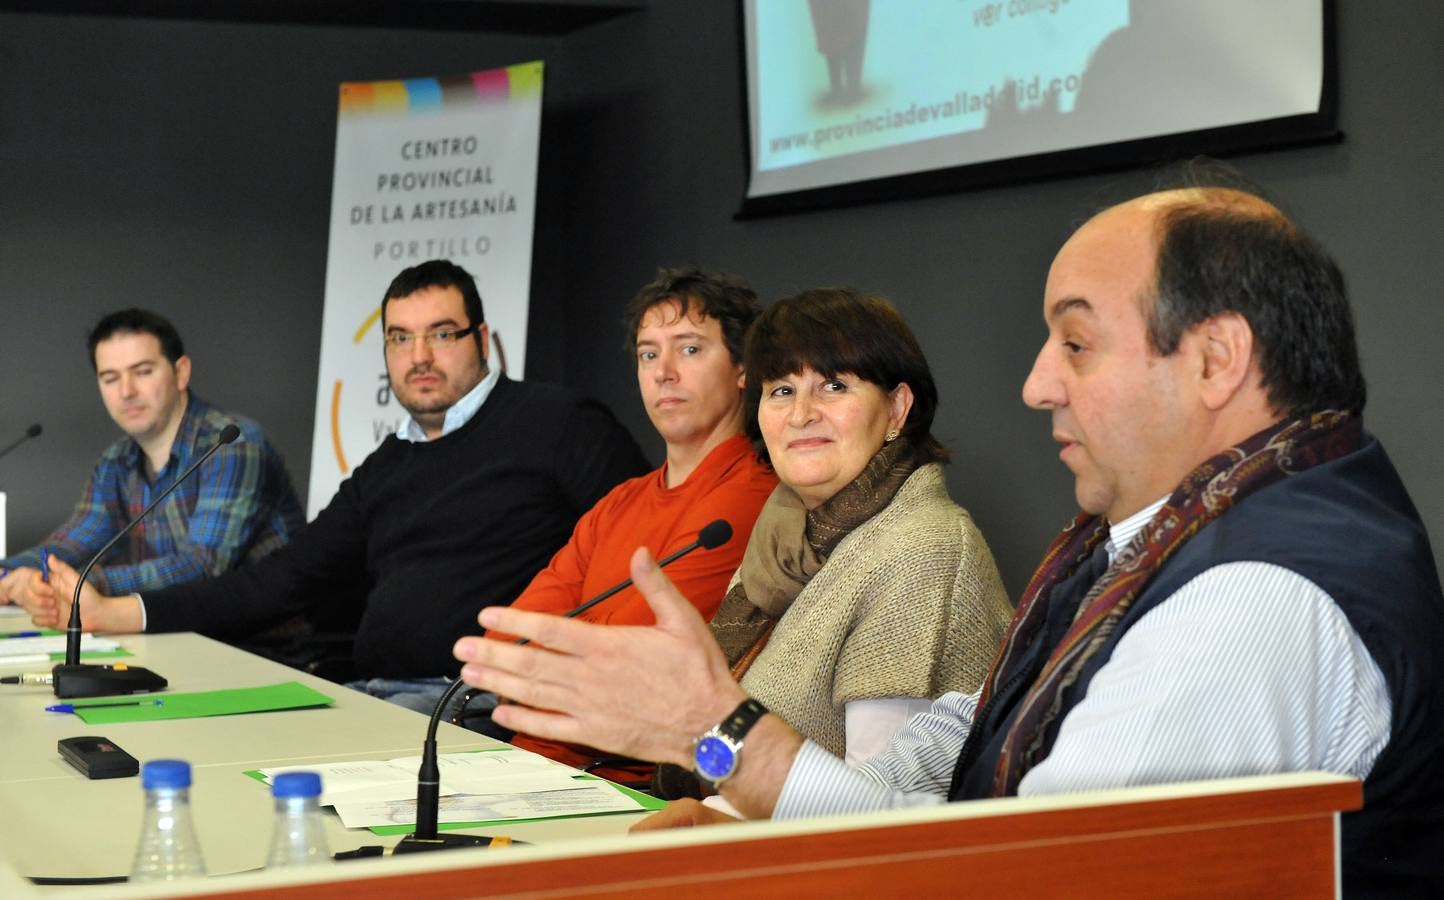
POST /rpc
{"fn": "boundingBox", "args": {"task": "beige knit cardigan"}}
[736,463,1012,759]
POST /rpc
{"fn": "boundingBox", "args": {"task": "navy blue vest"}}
[949,436,1444,896]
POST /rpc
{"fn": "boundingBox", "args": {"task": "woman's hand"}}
[629,799,742,832]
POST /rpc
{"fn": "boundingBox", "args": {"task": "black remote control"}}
[58,736,140,779]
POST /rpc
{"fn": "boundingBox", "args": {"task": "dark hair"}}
[1147,194,1367,416]
[623,267,761,364]
[743,288,948,464]
[381,260,485,345]
[87,309,186,371]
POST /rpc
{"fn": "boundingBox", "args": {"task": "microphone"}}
[0,423,43,463]
[395,519,734,853]
[523,517,733,641]
[52,423,241,699]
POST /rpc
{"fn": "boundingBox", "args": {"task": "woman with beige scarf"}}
[657,287,1011,800]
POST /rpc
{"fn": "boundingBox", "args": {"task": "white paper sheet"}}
[0,634,120,656]
[330,783,645,829]
[258,751,581,807]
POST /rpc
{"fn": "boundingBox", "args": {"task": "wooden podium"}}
[154,772,1359,898]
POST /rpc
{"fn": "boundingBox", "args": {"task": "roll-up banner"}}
[307,62,543,516]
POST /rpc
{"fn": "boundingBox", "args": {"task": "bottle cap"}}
[272,771,323,798]
[141,759,192,790]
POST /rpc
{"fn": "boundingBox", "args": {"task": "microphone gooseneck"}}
[0,423,43,463]
[532,517,735,639]
[55,424,240,693]
[401,519,734,850]
[412,678,469,842]
[64,423,239,666]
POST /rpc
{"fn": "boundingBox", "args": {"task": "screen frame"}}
[735,0,1340,220]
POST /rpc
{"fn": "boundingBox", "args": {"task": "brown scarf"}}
[711,436,919,670]
[975,410,1361,796]
[653,437,919,799]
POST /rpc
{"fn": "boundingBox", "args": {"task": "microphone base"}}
[51,664,167,699]
[393,833,512,853]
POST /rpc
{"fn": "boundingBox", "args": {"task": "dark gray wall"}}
[2,3,1440,595]
[0,13,561,554]
[546,1,1444,592]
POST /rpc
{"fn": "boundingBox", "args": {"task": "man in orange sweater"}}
[483,268,778,769]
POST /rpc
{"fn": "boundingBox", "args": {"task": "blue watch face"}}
[694,735,737,781]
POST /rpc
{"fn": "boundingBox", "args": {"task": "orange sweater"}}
[489,434,776,769]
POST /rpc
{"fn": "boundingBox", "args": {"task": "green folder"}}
[70,681,334,724]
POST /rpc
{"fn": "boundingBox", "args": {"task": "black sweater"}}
[144,377,649,677]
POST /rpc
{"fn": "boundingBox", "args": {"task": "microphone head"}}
[217,424,241,445]
[25,423,42,438]
[697,519,733,550]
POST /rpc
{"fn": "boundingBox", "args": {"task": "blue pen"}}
[46,699,164,714]
[39,547,50,583]
[8,630,43,638]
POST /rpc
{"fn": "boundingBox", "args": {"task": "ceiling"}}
[0,0,643,34]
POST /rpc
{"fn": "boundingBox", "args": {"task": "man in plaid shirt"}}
[1,309,303,611]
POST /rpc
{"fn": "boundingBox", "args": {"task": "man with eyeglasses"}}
[40,260,649,714]
[449,187,1444,893]
[3,308,303,613]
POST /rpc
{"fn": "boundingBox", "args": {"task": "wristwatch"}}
[692,697,768,787]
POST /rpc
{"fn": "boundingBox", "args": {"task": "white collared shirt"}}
[1105,495,1168,561]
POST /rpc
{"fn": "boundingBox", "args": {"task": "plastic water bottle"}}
[130,759,206,882]
[265,771,331,869]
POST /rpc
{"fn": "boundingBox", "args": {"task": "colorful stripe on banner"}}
[338,62,542,118]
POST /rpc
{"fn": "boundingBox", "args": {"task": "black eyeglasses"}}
[383,324,479,352]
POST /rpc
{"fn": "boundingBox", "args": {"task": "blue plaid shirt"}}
[1,395,303,594]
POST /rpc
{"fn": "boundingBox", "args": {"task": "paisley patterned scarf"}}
[981,410,1361,795]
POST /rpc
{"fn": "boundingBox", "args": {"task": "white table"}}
[0,627,646,887]
[0,621,1358,900]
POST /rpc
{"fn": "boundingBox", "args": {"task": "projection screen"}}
[741,0,1336,214]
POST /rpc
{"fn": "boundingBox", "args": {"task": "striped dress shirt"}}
[773,497,1392,820]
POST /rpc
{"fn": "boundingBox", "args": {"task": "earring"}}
[885,430,899,442]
